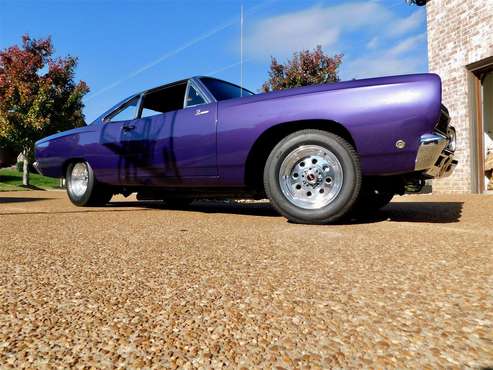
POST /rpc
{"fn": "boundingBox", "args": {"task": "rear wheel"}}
[264,129,361,224]
[66,161,112,206]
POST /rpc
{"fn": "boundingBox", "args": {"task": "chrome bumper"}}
[415,133,458,178]
[33,161,43,175]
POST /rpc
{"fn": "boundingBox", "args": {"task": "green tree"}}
[262,45,343,93]
[0,34,89,186]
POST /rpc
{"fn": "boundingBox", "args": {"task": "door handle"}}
[194,109,209,116]
[122,124,136,132]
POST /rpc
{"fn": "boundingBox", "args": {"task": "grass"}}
[0,167,60,191]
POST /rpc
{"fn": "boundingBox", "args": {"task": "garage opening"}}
[484,72,493,192]
[468,57,493,193]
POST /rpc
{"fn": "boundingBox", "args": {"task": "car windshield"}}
[200,77,254,101]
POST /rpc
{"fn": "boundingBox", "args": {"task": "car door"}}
[98,96,141,185]
[170,81,218,178]
[118,80,218,185]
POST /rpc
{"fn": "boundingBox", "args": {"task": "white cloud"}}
[343,33,427,79]
[367,37,379,49]
[343,55,425,80]
[246,1,428,80]
[388,9,425,37]
[387,33,426,56]
[247,2,392,59]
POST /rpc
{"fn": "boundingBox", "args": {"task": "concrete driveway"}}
[0,191,492,368]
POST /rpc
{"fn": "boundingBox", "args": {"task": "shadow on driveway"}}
[111,200,463,224]
[0,199,464,224]
[348,202,463,224]
[0,196,52,204]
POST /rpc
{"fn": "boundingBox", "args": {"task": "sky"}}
[0,0,428,123]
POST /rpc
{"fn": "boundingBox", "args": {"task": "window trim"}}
[101,77,217,124]
[137,81,187,119]
[199,77,254,101]
[103,95,141,123]
[184,79,210,108]
[192,77,217,103]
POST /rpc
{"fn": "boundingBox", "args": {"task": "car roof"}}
[92,76,251,125]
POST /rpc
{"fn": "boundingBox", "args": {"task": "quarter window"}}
[200,77,254,101]
[186,84,206,107]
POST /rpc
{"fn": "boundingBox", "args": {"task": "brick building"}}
[426,0,493,193]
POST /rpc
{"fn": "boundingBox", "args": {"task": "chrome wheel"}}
[69,162,89,197]
[279,145,344,210]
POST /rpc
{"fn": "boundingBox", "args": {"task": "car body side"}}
[35,73,442,191]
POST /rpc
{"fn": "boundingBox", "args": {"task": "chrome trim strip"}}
[192,77,217,103]
[33,161,43,175]
[184,79,211,108]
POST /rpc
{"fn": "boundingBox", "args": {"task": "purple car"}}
[34,74,457,224]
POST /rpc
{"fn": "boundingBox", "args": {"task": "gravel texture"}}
[0,191,492,369]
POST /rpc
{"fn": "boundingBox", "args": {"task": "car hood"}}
[35,126,93,146]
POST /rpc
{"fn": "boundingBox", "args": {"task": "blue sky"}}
[0,0,428,123]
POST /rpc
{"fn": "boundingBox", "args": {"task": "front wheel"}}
[66,161,112,206]
[264,129,361,224]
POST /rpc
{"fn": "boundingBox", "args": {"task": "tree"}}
[262,45,343,93]
[0,34,89,186]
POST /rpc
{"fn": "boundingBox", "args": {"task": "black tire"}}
[66,161,113,206]
[263,129,361,224]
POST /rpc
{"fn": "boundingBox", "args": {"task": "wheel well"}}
[244,120,356,194]
[61,158,84,178]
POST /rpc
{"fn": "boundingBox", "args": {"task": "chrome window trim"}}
[198,76,254,101]
[184,79,212,108]
[192,77,217,103]
[103,95,141,124]
[137,81,189,118]
[101,77,215,123]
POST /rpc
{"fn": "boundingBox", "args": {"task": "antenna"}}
[240,4,244,97]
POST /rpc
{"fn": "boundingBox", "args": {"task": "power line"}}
[86,1,275,101]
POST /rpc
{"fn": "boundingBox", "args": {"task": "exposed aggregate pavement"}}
[0,191,492,369]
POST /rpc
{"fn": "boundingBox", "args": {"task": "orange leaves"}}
[0,34,88,153]
[262,45,343,93]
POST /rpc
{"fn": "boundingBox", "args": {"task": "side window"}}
[139,82,188,118]
[185,84,206,107]
[141,107,163,118]
[106,97,139,122]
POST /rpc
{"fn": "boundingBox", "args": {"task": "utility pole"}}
[240,4,244,97]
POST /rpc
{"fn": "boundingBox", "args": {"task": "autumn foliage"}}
[0,35,89,183]
[262,45,343,93]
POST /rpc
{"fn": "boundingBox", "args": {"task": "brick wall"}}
[426,0,493,193]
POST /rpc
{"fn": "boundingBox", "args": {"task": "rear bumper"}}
[415,132,457,178]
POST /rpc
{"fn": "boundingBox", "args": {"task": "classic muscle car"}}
[34,74,457,224]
